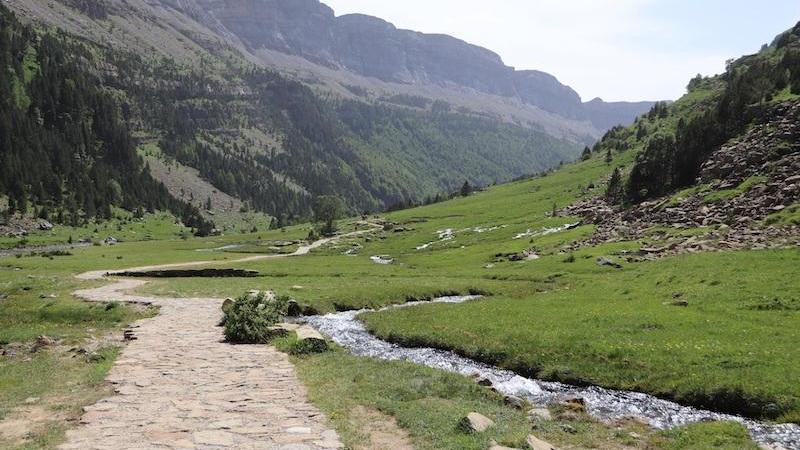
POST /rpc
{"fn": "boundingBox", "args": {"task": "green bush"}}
[287,337,330,355]
[222,292,289,344]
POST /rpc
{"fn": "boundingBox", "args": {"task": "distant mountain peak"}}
[185,0,653,135]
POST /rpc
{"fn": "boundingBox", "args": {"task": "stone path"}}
[58,230,378,450]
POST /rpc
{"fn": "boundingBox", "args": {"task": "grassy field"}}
[124,150,800,425]
[0,146,796,448]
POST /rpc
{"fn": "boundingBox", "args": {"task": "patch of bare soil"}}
[349,406,414,450]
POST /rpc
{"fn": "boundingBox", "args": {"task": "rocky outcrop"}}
[182,0,653,129]
[560,100,800,259]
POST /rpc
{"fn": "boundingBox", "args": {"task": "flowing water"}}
[303,296,800,449]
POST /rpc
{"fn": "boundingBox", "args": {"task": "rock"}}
[123,330,137,341]
[286,300,302,317]
[290,285,304,290]
[0,294,7,301]
[560,424,577,434]
[23,396,39,404]
[760,444,790,450]
[293,326,329,353]
[663,300,689,307]
[32,335,56,352]
[221,298,234,314]
[596,257,622,269]
[504,395,526,409]
[38,220,54,231]
[39,293,57,299]
[471,373,493,387]
[489,442,519,450]
[526,434,559,450]
[459,412,494,433]
[559,397,586,413]
[527,408,552,421]
[104,236,118,245]
[370,255,394,265]
[85,351,105,363]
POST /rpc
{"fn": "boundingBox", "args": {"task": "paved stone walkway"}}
[58,231,378,450]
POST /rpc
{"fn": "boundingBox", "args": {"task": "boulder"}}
[471,373,493,387]
[596,257,623,269]
[32,335,56,352]
[286,300,302,317]
[291,326,329,354]
[221,298,234,314]
[504,395,526,409]
[527,408,552,421]
[459,412,494,433]
[38,221,54,231]
[526,434,559,450]
[489,442,519,450]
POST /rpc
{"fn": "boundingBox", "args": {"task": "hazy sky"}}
[323,0,800,102]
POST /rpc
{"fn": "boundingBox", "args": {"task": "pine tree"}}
[581,146,592,161]
[606,168,624,205]
[460,181,473,197]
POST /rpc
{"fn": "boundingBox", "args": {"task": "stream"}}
[303,295,800,449]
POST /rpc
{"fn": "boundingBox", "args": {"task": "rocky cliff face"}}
[182,0,652,131]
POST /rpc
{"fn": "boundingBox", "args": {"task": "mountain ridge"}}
[182,0,654,132]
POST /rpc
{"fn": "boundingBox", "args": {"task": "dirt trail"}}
[59,229,376,450]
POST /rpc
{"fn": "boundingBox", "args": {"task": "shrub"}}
[287,337,330,355]
[223,292,289,344]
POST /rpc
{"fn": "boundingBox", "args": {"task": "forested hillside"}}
[593,21,800,203]
[0,3,579,228]
[0,6,212,233]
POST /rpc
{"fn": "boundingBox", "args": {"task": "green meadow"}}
[1,150,796,448]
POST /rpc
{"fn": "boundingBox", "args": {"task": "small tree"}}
[313,195,343,237]
[581,146,592,161]
[606,168,625,205]
[605,148,613,164]
[460,181,473,197]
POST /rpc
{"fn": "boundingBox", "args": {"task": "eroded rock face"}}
[173,0,652,128]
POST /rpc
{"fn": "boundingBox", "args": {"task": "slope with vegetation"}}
[1,0,580,237]
[0,6,212,235]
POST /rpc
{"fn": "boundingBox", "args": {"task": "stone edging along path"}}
[59,231,375,450]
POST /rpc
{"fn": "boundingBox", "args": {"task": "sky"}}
[322,0,800,102]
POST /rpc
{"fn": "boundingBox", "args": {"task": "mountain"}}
[0,5,214,235]
[169,0,655,137]
[1,1,585,231]
[7,0,654,142]
[599,21,800,204]
[563,21,800,254]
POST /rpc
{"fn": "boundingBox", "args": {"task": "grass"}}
[127,147,796,427]
[362,249,800,422]
[703,175,768,203]
[0,143,793,448]
[290,348,760,450]
[0,261,152,448]
[764,203,800,227]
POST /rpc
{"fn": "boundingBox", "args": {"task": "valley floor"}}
[1,152,798,449]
